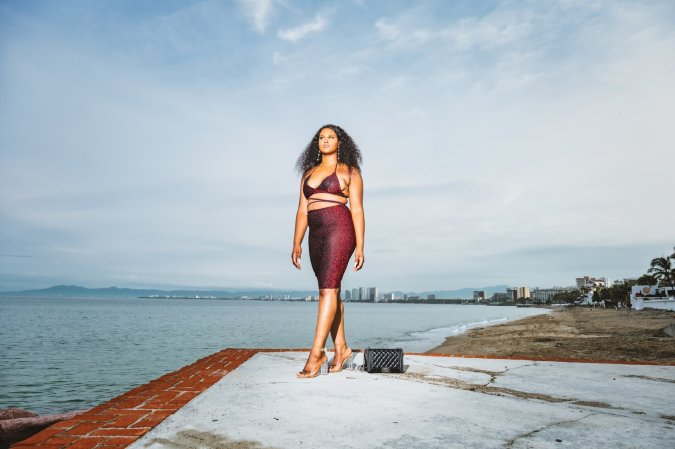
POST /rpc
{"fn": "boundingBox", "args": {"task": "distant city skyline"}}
[0,277,627,300]
[0,281,588,304]
[1,1,673,291]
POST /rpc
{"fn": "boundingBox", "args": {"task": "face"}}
[318,128,339,155]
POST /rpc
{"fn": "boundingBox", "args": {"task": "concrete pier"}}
[11,349,675,449]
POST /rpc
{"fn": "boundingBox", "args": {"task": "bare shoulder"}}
[339,163,359,174]
[347,165,362,182]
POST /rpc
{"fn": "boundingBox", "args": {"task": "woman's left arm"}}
[349,168,365,271]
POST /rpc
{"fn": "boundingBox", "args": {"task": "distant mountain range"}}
[0,285,304,299]
[0,284,512,299]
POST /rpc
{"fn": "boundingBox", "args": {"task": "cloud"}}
[375,18,400,41]
[278,15,326,42]
[237,0,275,33]
[375,4,542,51]
[1,1,674,292]
[272,50,290,65]
[336,64,371,77]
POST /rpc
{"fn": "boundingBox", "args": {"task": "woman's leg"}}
[329,294,352,371]
[300,287,338,373]
[330,291,348,352]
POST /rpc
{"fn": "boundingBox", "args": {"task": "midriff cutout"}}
[307,193,348,212]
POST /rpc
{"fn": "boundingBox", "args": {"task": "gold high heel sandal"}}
[328,347,354,373]
[297,348,329,378]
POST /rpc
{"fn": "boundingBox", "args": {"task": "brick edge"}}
[10,348,258,449]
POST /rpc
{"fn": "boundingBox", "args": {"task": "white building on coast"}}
[631,285,675,311]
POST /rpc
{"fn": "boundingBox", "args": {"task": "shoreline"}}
[426,307,675,363]
[415,307,552,353]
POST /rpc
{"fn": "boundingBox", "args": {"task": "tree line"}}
[551,246,675,306]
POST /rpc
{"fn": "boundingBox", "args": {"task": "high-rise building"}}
[384,292,395,301]
[359,287,367,301]
[517,287,530,299]
[344,290,351,300]
[576,276,609,289]
[506,288,518,301]
[367,287,378,301]
[473,290,486,302]
[576,276,591,288]
[491,293,509,302]
[351,288,360,301]
[427,294,436,300]
[531,288,567,302]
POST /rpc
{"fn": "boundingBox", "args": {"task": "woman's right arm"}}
[291,173,309,269]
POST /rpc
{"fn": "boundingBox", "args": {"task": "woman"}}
[291,124,365,378]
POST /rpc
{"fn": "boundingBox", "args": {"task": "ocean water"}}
[0,296,548,415]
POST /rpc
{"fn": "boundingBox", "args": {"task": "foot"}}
[297,348,327,378]
[329,346,353,373]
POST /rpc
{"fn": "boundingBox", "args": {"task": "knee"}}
[319,288,339,301]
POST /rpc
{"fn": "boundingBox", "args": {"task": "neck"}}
[320,154,338,166]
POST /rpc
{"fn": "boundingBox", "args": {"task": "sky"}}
[1,0,674,292]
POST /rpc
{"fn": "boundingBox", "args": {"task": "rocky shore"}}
[0,408,87,449]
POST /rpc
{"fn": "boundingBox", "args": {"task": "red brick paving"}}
[10,348,675,448]
[10,348,257,449]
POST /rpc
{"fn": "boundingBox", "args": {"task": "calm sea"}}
[0,296,548,415]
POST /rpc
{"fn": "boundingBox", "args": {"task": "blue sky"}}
[1,0,673,292]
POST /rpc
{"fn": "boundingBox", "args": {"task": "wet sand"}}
[426,307,675,363]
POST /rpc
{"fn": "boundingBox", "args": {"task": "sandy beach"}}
[426,307,675,363]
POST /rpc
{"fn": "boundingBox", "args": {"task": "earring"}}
[317,151,321,161]
[337,147,340,161]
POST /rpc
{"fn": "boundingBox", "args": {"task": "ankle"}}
[309,346,325,357]
[333,343,348,353]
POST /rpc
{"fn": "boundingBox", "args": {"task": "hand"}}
[353,249,364,271]
[291,244,302,270]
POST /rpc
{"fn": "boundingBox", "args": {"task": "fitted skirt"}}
[307,204,356,289]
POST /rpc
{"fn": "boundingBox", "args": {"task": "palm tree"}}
[648,256,675,294]
[636,274,657,285]
[591,283,605,303]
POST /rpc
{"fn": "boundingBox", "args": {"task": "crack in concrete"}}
[622,374,675,384]
[413,360,540,386]
[397,372,615,409]
[413,365,668,420]
[415,360,506,376]
[256,354,661,420]
[504,413,596,449]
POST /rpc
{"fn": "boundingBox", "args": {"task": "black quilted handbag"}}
[361,348,404,373]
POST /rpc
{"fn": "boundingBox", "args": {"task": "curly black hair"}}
[295,124,362,175]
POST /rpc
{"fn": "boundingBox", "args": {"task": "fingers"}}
[353,254,364,271]
[291,251,302,270]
